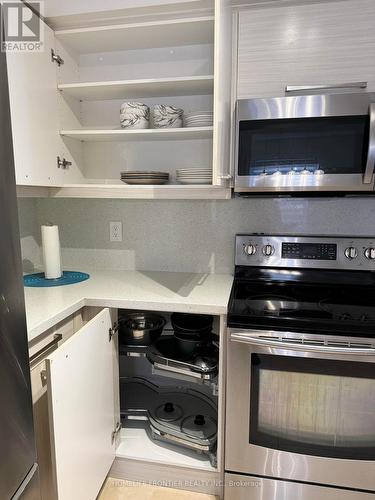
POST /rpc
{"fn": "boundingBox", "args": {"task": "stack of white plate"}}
[184,111,213,128]
[176,168,213,185]
[121,171,169,185]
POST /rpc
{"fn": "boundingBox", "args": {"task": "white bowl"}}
[120,102,150,128]
[153,104,184,129]
[120,115,149,129]
[121,102,149,114]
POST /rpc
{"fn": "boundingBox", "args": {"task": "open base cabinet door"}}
[46,308,116,500]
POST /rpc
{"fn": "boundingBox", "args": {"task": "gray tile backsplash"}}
[18,197,374,274]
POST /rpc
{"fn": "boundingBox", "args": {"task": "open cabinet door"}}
[6,2,62,187]
[212,0,233,187]
[6,1,83,187]
[46,308,116,500]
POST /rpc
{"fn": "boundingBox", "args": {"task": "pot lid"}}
[181,414,217,440]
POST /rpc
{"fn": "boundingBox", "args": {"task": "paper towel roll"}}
[41,224,62,279]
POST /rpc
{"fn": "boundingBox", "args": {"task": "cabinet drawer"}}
[29,307,106,363]
[29,312,79,363]
[224,474,375,500]
[31,360,55,500]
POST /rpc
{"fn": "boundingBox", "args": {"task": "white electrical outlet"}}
[110,221,122,242]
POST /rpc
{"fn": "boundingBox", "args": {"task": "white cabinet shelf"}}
[116,424,216,472]
[54,16,214,55]
[58,75,214,100]
[49,183,231,200]
[60,127,213,142]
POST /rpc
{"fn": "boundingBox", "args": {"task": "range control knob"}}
[244,244,257,256]
[364,247,375,260]
[344,247,358,260]
[262,244,275,257]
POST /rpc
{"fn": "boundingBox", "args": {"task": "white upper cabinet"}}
[10,1,232,198]
[6,11,83,187]
[237,0,375,98]
[45,308,116,500]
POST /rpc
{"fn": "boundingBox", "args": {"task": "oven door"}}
[225,329,375,492]
[235,93,375,193]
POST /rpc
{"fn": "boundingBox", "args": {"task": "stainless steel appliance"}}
[0,50,40,498]
[225,234,375,500]
[235,87,375,194]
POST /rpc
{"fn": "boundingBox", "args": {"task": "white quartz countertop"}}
[25,270,234,342]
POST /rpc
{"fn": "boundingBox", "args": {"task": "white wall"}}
[18,197,375,275]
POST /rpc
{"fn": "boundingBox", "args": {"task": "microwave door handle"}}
[230,332,375,356]
[363,103,375,184]
[285,82,367,93]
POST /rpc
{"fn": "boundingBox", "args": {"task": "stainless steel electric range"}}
[225,235,375,500]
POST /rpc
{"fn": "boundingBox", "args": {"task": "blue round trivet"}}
[24,271,90,287]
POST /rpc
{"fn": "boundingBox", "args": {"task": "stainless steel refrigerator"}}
[0,48,41,499]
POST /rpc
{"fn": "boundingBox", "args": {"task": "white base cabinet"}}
[30,308,226,499]
[46,308,117,500]
[30,307,120,500]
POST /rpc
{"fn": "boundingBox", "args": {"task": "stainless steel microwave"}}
[235,92,375,194]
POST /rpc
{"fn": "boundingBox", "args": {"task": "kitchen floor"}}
[98,478,218,500]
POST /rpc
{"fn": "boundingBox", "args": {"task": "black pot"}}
[119,312,166,346]
[174,330,211,358]
[171,313,213,337]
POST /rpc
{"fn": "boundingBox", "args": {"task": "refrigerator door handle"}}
[11,464,38,500]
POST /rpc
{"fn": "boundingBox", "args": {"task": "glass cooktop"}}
[228,267,375,337]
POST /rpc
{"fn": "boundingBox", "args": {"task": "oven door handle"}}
[230,332,375,356]
[364,102,375,184]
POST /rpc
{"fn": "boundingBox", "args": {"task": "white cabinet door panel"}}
[6,15,64,186]
[237,0,375,98]
[46,308,115,500]
[6,5,83,187]
[212,0,232,186]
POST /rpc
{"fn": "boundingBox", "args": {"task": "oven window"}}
[250,354,375,460]
[238,116,368,176]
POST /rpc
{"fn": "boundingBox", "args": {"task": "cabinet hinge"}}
[57,156,72,170]
[40,370,47,386]
[111,422,122,444]
[109,322,119,341]
[51,49,64,66]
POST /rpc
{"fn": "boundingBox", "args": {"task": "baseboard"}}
[110,456,223,497]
